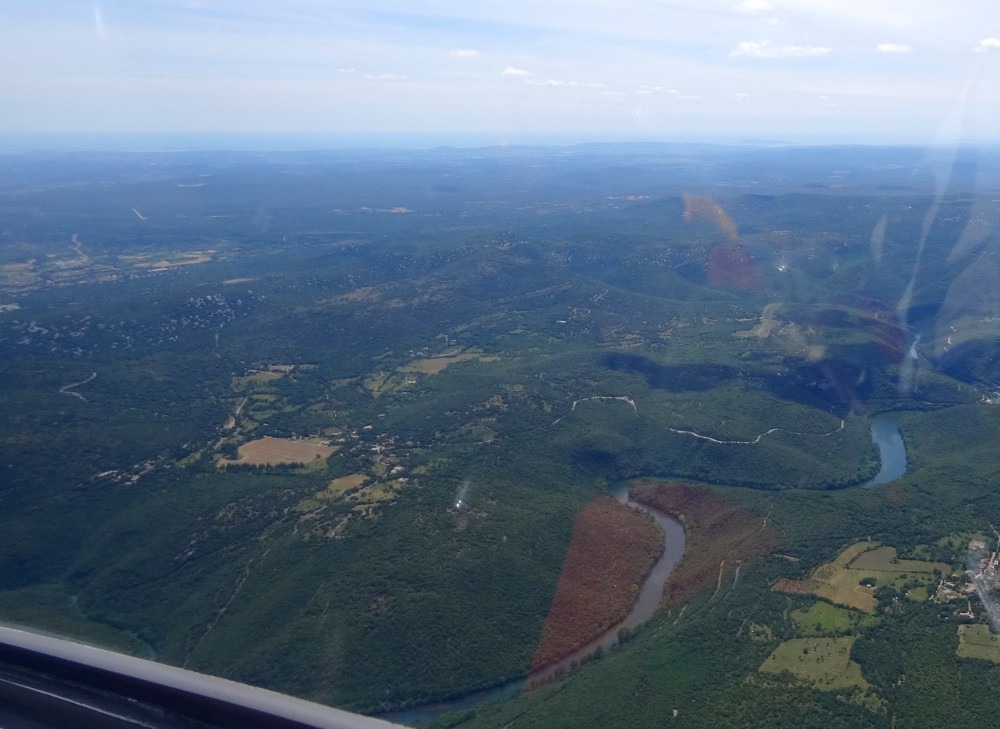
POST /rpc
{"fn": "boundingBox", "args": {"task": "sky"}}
[2,0,1000,146]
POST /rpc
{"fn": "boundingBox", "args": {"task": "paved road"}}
[0,625,405,729]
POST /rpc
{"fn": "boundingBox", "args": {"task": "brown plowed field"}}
[529,496,664,672]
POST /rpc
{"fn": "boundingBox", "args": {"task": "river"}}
[861,412,908,488]
[380,492,686,726]
[383,415,903,724]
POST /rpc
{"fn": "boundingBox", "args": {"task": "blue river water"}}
[380,493,685,726]
[382,414,907,724]
[861,412,907,488]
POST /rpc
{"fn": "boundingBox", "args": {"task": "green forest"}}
[2,144,1000,726]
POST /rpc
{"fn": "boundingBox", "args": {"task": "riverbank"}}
[861,411,907,488]
[380,492,686,726]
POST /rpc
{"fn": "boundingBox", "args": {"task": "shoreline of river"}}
[381,413,908,725]
[379,492,686,726]
[861,411,908,488]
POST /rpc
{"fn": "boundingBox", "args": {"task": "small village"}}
[933,538,1000,628]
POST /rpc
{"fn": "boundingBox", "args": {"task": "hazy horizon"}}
[3,1,1000,147]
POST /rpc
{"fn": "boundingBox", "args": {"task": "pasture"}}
[760,637,867,691]
[400,348,499,375]
[957,624,1000,663]
[774,541,949,613]
[219,436,336,467]
[791,601,875,636]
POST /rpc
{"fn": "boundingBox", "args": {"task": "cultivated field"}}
[957,624,1000,663]
[295,473,369,513]
[231,364,296,392]
[848,546,943,573]
[219,436,336,467]
[760,636,868,691]
[363,349,499,397]
[773,541,949,613]
[791,601,875,636]
[350,480,406,504]
[129,251,214,270]
[400,349,499,375]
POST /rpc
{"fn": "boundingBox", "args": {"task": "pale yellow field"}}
[220,437,336,467]
[773,541,949,613]
[295,473,368,513]
[134,252,214,269]
[327,473,368,496]
[400,349,499,375]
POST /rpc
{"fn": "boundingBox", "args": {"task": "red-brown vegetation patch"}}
[530,496,664,672]
[773,578,823,594]
[631,481,780,607]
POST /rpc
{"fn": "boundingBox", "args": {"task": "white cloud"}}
[765,17,780,25]
[876,43,912,53]
[528,79,563,87]
[735,92,750,99]
[449,49,480,58]
[501,66,531,77]
[973,37,1000,53]
[336,67,356,74]
[365,73,409,81]
[735,0,775,14]
[730,41,831,58]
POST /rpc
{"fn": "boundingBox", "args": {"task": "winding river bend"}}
[383,414,905,725]
[861,412,908,488]
[381,493,686,726]
[527,489,686,688]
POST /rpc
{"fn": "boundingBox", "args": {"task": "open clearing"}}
[773,541,949,613]
[363,349,499,397]
[135,251,214,270]
[760,636,868,691]
[400,348,499,375]
[232,371,285,390]
[791,601,875,636]
[848,546,943,573]
[327,473,368,496]
[351,480,407,504]
[219,436,336,467]
[231,365,297,392]
[957,624,1000,663]
[295,473,368,513]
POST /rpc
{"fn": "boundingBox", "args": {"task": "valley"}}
[2,144,1000,727]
